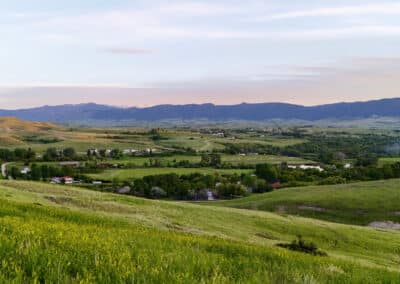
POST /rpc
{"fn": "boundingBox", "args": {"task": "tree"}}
[110,149,122,159]
[255,163,278,182]
[99,149,107,158]
[356,154,378,167]
[200,153,221,167]
[26,148,36,161]
[44,148,59,161]
[216,183,246,198]
[63,147,76,159]
[41,164,50,179]
[254,179,273,193]
[10,166,20,179]
[30,164,42,181]
[382,164,394,179]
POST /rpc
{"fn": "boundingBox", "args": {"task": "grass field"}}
[0,180,400,282]
[221,154,313,165]
[88,167,253,180]
[379,157,400,166]
[100,154,313,166]
[208,179,400,226]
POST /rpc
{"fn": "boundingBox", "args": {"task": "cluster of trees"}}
[9,164,79,180]
[124,172,271,200]
[87,149,124,159]
[222,134,400,165]
[0,148,36,162]
[43,147,77,161]
[253,162,400,187]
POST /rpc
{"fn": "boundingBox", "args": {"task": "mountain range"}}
[1,98,400,123]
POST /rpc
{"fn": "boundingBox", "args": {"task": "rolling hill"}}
[0,98,400,123]
[0,180,400,282]
[0,117,60,146]
[208,179,400,226]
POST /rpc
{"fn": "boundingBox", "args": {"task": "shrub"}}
[277,235,327,256]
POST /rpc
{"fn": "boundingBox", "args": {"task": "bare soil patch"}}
[368,221,400,230]
[298,205,327,212]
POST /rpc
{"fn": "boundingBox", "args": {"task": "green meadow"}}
[1,180,400,282]
[208,179,400,226]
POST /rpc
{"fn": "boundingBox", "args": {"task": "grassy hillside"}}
[0,117,59,146]
[209,179,400,226]
[0,180,400,282]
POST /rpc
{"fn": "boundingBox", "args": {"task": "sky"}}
[1,0,400,109]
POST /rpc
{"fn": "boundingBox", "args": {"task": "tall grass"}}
[0,181,400,282]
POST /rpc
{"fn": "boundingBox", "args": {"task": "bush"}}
[216,183,247,199]
[277,235,327,256]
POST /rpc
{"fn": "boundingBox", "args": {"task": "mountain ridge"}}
[1,98,400,123]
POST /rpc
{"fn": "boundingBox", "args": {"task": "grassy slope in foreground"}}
[0,181,400,282]
[210,179,400,226]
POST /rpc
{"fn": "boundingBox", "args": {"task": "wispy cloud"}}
[105,48,156,54]
[253,3,400,21]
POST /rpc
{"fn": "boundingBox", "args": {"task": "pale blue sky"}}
[1,0,400,108]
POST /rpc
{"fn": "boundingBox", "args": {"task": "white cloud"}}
[253,3,400,21]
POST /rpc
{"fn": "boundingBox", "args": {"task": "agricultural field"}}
[209,179,400,226]
[0,180,400,282]
[87,167,253,181]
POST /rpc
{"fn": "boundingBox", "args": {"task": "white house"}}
[20,167,31,174]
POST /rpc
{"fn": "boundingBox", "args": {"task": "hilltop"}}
[0,117,60,146]
[0,117,58,133]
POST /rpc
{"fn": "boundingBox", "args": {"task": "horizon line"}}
[1,97,399,111]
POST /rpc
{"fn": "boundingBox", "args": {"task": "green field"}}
[221,154,313,165]
[88,167,253,180]
[0,180,400,282]
[379,157,400,166]
[101,154,313,166]
[208,179,400,226]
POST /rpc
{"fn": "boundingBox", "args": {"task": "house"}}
[206,190,215,201]
[62,176,74,184]
[50,176,74,184]
[269,180,281,189]
[193,189,216,201]
[288,164,324,172]
[59,161,80,167]
[51,177,62,184]
[123,149,138,155]
[20,167,31,174]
